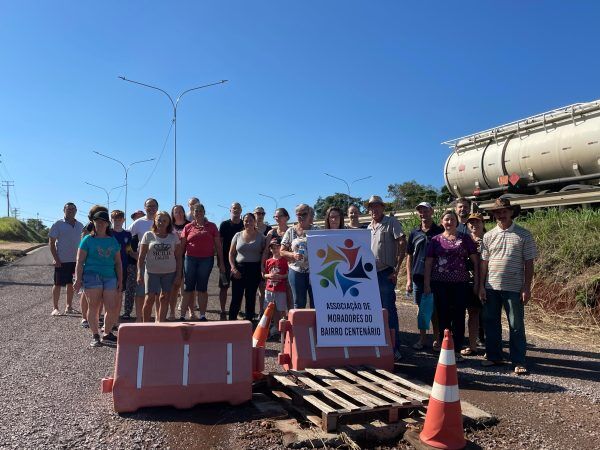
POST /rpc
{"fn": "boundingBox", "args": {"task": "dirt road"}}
[1,246,598,449]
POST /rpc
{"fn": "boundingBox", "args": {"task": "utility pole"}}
[12,207,19,219]
[1,181,14,217]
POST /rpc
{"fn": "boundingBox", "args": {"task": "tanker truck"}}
[443,99,600,199]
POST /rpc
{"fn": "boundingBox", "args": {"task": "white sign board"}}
[306,229,386,347]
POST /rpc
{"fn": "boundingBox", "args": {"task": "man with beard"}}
[454,197,471,235]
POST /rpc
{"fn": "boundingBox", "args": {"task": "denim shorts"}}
[83,271,117,291]
[184,255,214,292]
[145,271,176,294]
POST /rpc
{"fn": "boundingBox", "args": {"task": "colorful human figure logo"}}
[316,238,373,297]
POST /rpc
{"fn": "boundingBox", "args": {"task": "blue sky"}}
[1,1,599,226]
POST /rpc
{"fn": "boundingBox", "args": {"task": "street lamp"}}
[324,173,372,209]
[93,150,155,224]
[118,76,228,204]
[258,193,295,210]
[84,182,125,209]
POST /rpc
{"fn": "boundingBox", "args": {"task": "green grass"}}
[0,217,46,243]
[517,209,600,279]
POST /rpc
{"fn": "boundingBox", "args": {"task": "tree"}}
[313,193,365,219]
[387,180,438,210]
[436,185,453,207]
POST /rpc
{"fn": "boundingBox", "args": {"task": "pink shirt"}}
[182,221,219,258]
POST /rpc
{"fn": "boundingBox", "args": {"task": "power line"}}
[134,119,174,190]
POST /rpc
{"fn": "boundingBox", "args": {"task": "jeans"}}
[413,274,433,331]
[228,262,262,320]
[184,255,214,292]
[483,289,527,365]
[288,269,314,309]
[377,268,400,351]
[431,280,468,351]
[124,264,137,314]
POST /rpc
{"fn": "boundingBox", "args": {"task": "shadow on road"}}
[0,280,53,287]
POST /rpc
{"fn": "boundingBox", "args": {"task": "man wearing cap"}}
[218,202,243,319]
[406,202,443,349]
[49,202,84,316]
[367,195,406,361]
[479,198,537,375]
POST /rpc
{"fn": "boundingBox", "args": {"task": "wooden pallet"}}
[269,365,430,432]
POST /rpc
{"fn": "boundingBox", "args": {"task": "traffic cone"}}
[252,302,275,348]
[252,302,274,381]
[419,329,466,449]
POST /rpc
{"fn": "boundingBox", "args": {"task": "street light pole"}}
[84,182,125,210]
[118,76,228,205]
[93,151,155,224]
[258,193,295,210]
[324,173,373,210]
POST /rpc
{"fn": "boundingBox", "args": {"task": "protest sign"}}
[306,229,386,347]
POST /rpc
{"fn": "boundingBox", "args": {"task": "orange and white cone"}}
[252,302,275,348]
[419,329,466,450]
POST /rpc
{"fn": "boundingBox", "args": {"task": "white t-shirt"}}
[140,231,180,274]
[128,216,154,241]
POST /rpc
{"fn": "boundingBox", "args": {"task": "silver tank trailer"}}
[444,100,600,197]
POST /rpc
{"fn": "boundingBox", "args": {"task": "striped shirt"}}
[481,223,537,293]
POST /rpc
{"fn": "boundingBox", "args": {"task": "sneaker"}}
[179,316,185,321]
[432,341,441,352]
[90,334,101,347]
[199,316,207,322]
[102,333,117,343]
[80,319,89,328]
[51,309,60,316]
[65,306,76,314]
[393,349,403,362]
[219,311,227,321]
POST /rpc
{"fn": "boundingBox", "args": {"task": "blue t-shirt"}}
[79,234,121,278]
[112,229,132,270]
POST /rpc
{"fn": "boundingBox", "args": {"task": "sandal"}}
[514,365,528,375]
[460,348,477,356]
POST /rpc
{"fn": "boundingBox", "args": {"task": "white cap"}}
[415,202,433,210]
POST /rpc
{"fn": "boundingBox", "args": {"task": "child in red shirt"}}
[264,238,288,337]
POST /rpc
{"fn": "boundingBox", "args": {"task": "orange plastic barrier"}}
[277,309,394,371]
[102,321,253,413]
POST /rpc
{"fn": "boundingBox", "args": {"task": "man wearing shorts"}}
[49,202,84,316]
[263,237,288,337]
[218,202,243,319]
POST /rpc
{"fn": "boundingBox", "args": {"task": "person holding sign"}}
[281,203,317,309]
[367,195,406,361]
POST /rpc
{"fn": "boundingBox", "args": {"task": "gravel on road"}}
[1,246,599,449]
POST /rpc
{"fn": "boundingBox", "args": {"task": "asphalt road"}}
[1,246,599,449]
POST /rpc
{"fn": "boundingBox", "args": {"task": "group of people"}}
[405,196,537,374]
[49,193,536,374]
